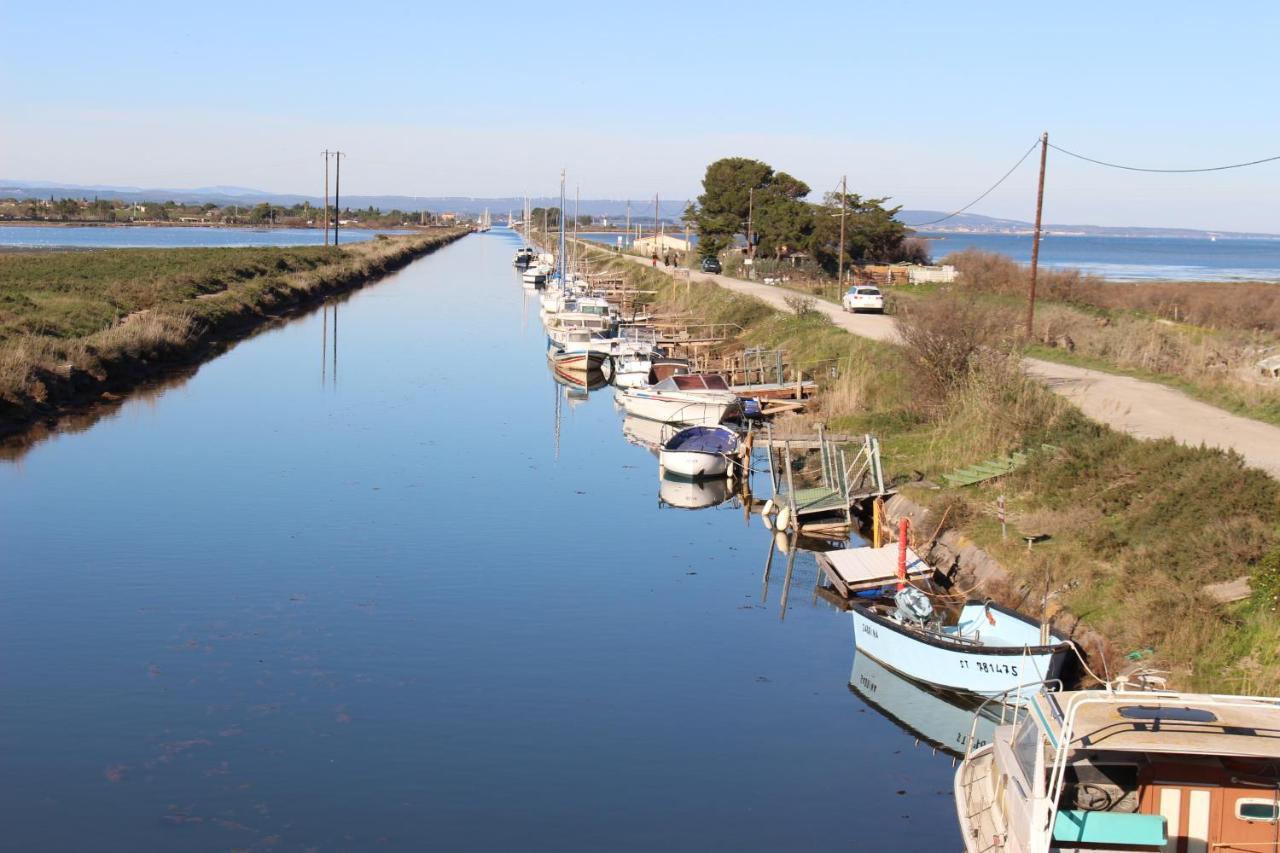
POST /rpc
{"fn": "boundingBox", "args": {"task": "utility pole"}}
[653,193,659,256]
[625,200,631,247]
[684,199,691,268]
[837,174,847,285]
[747,187,755,277]
[321,151,331,245]
[1026,132,1049,339]
[333,151,345,246]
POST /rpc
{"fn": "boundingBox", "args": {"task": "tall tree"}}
[694,157,814,258]
[809,192,914,272]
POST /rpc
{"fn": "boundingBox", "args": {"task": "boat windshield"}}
[670,374,730,391]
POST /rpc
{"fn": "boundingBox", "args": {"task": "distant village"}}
[0,196,463,228]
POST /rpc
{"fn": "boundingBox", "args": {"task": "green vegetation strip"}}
[0,229,469,435]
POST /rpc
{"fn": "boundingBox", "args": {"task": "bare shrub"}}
[894,288,1017,410]
[783,293,817,316]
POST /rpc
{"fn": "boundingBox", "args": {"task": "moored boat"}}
[658,425,740,479]
[852,590,1073,697]
[955,687,1280,852]
[617,373,740,427]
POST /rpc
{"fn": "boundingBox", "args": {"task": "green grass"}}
[0,246,344,341]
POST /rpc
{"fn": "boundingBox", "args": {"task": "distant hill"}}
[0,180,690,222]
[4,180,1275,239]
[898,210,1280,240]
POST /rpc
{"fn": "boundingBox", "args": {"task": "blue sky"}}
[3,0,1278,231]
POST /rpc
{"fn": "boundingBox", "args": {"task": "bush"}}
[783,293,818,316]
[894,287,1017,410]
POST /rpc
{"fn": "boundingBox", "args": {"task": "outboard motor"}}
[893,586,934,626]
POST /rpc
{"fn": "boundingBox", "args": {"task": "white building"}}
[632,234,691,255]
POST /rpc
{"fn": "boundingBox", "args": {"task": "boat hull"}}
[619,392,736,427]
[551,350,609,373]
[851,603,1070,696]
[659,449,729,479]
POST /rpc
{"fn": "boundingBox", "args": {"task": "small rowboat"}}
[659,425,740,479]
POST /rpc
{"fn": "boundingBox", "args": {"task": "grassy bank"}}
[599,251,1280,694]
[0,228,469,437]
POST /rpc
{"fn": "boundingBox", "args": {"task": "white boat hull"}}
[618,389,737,427]
[659,449,729,479]
[851,605,1069,697]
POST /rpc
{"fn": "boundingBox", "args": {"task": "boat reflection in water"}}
[658,471,732,510]
[849,651,1004,759]
[550,362,608,393]
[621,414,669,454]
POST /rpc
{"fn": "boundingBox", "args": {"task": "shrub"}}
[894,287,1017,410]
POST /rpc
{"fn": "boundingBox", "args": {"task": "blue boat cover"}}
[664,426,739,454]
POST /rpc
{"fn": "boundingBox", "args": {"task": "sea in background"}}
[579,229,1280,283]
[921,232,1280,282]
[0,225,413,249]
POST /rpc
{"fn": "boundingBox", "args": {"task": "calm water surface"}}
[0,231,958,851]
[0,225,413,249]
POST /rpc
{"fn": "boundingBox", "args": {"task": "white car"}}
[841,285,884,313]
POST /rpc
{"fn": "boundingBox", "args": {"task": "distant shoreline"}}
[0,220,408,231]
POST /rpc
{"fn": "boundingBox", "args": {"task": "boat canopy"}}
[664,426,739,454]
[1033,690,1280,758]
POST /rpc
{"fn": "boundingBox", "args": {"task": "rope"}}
[1048,142,1280,174]
[903,138,1042,227]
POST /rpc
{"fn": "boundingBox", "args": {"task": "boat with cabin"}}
[955,686,1280,852]
[617,373,740,427]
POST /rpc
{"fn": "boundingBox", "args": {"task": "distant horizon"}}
[3,177,1277,239]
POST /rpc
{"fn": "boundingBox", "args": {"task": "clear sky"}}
[3,0,1278,231]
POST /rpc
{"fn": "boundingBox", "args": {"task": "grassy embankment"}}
[599,250,1280,694]
[0,229,469,435]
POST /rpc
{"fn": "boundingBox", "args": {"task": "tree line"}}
[691,157,928,274]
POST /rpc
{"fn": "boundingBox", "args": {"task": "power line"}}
[1048,142,1280,173]
[904,138,1041,227]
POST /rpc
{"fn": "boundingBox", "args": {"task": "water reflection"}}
[320,301,339,387]
[849,652,1002,759]
[657,471,732,509]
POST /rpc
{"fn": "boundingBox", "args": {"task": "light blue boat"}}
[851,590,1074,697]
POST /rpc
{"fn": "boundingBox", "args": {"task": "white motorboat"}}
[617,373,739,426]
[522,264,551,288]
[658,425,741,479]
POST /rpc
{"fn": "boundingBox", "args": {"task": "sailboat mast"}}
[558,170,567,293]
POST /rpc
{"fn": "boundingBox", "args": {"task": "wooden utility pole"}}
[653,193,659,255]
[1026,132,1049,338]
[333,151,344,246]
[322,150,331,246]
[837,174,847,285]
[625,199,631,247]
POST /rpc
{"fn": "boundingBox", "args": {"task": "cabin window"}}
[1236,798,1279,822]
[1011,721,1041,786]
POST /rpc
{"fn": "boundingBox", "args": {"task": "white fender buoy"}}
[774,530,791,555]
[762,499,776,518]
[776,506,793,532]
[762,511,775,531]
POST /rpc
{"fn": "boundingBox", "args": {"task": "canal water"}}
[0,230,960,851]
